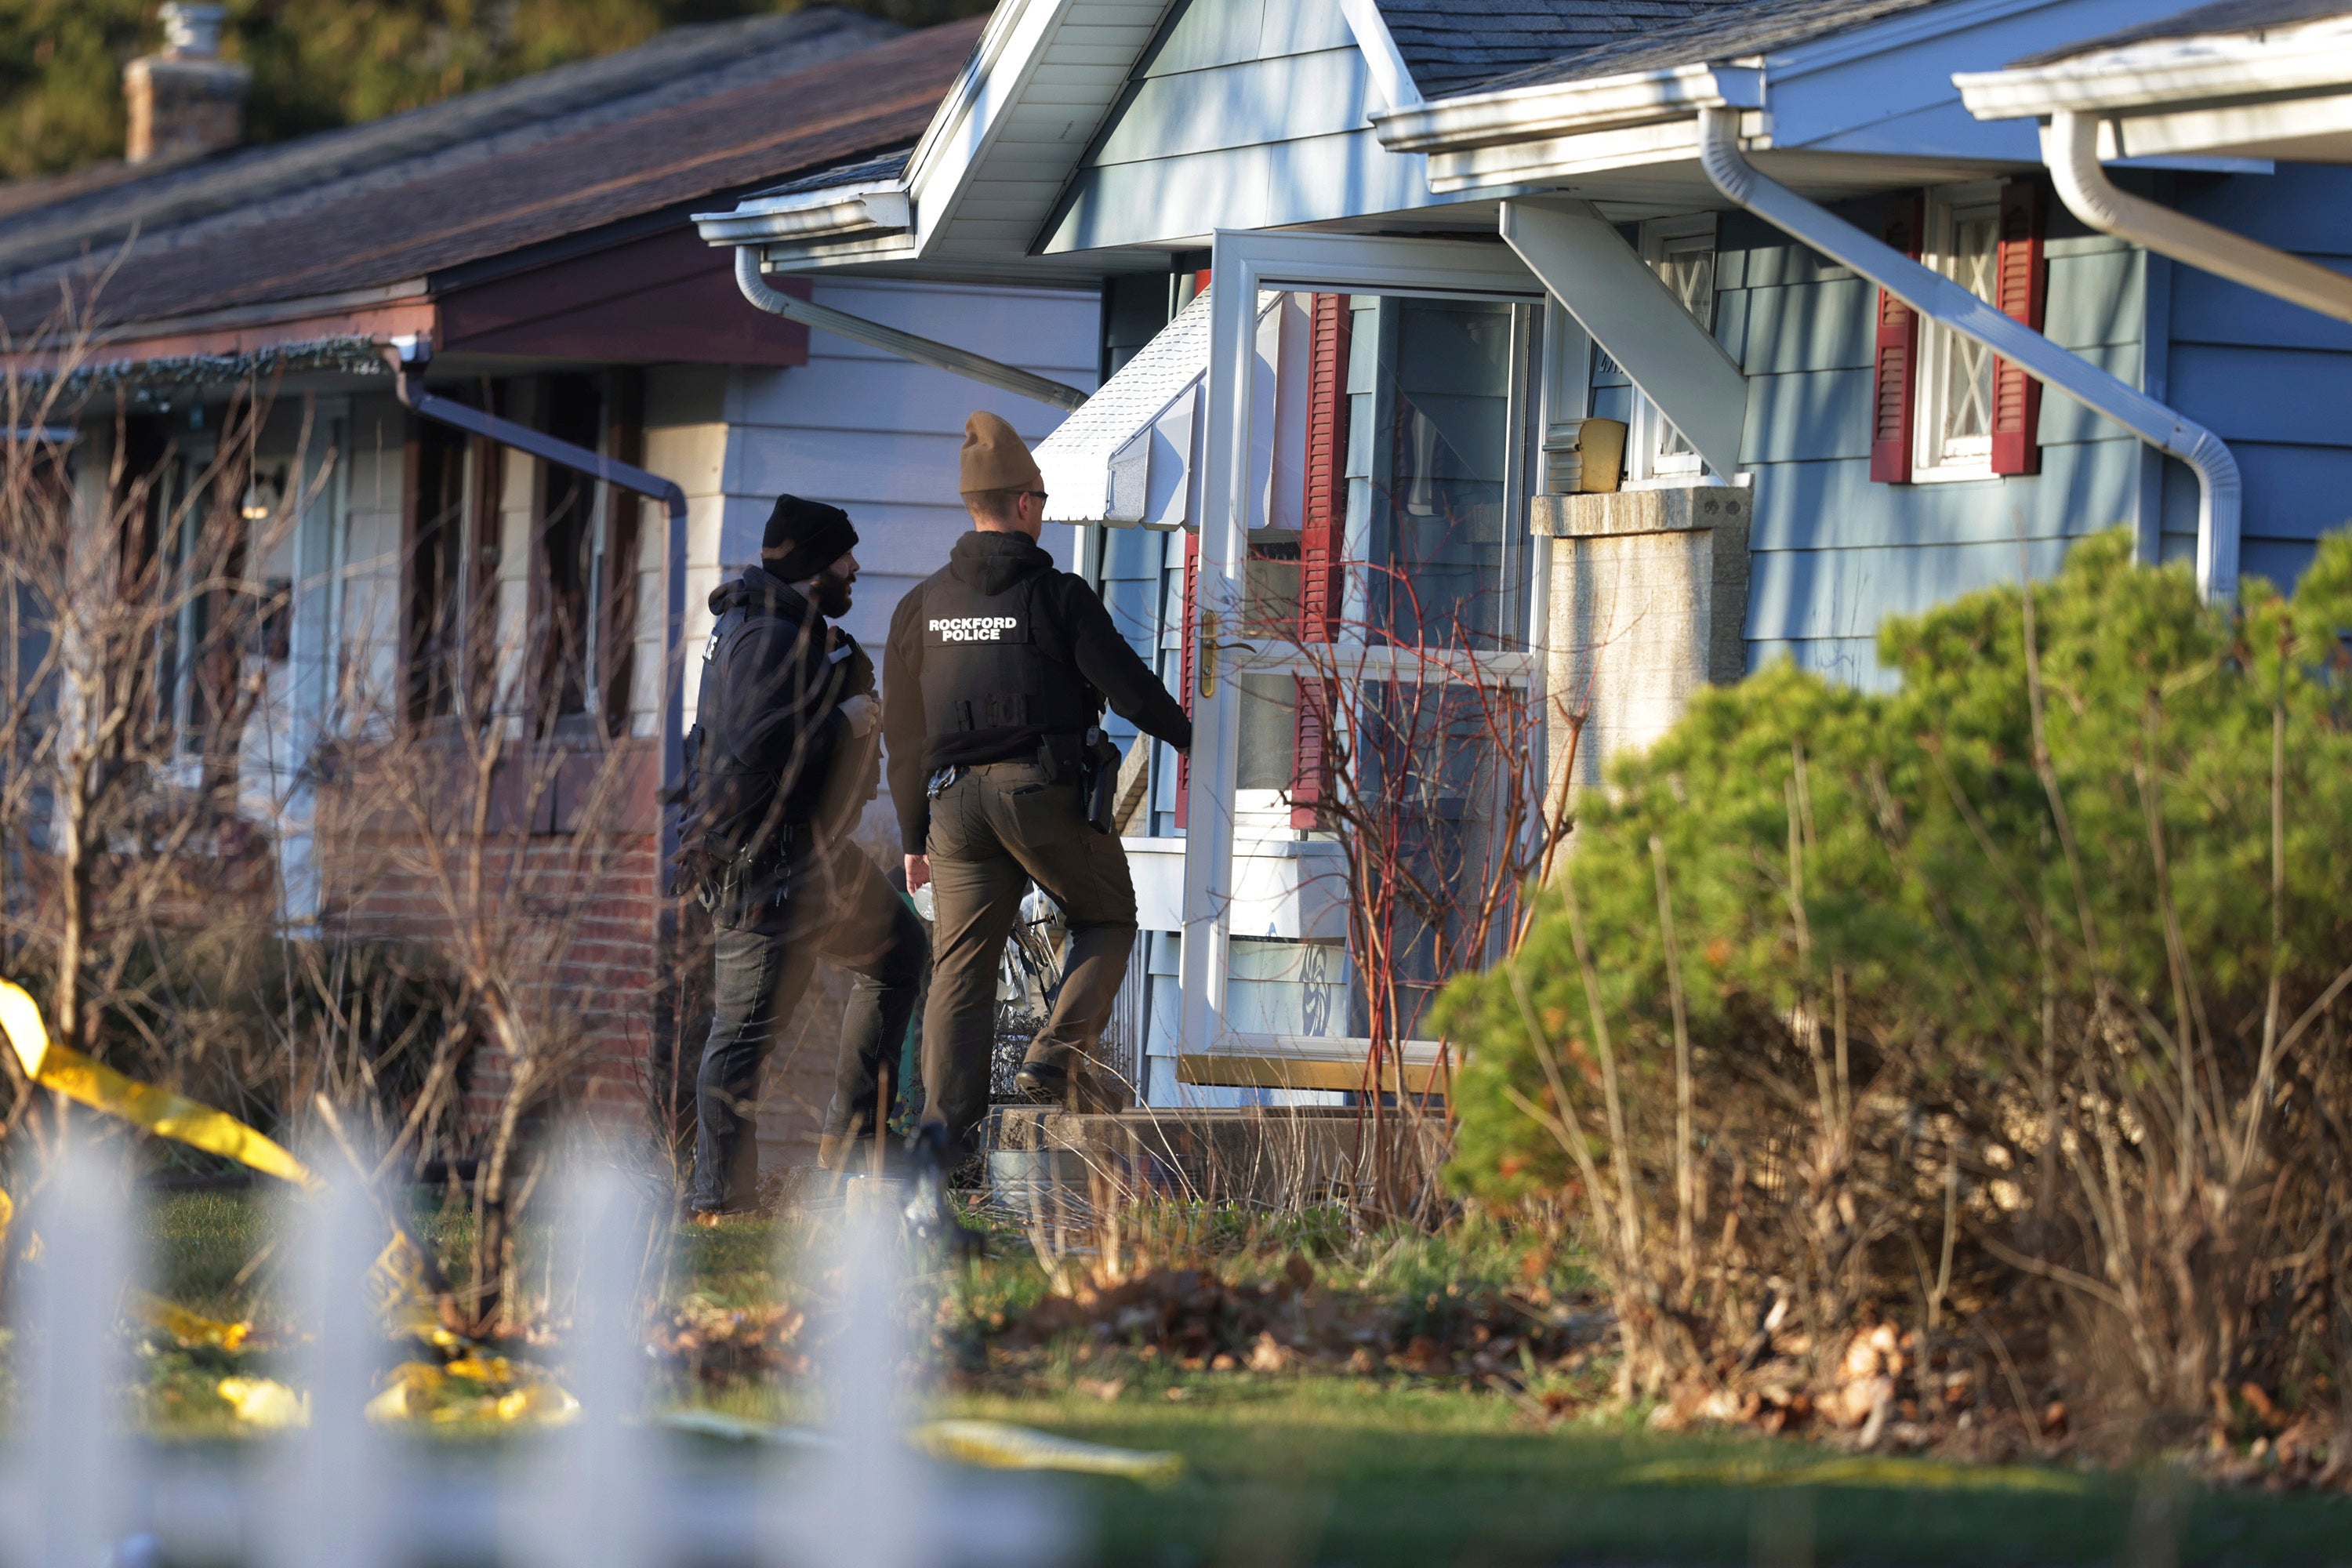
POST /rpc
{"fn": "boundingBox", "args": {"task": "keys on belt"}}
[927,765,962,799]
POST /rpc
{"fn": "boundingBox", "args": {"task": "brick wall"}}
[312,738,847,1182]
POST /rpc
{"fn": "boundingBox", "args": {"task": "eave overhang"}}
[691,180,911,248]
[1374,62,1762,154]
[1372,64,1766,194]
[1957,19,2352,164]
[1955,20,2352,122]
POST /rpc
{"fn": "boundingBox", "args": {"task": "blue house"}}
[696,0,2352,1108]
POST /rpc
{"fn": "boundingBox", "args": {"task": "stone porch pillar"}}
[1535,485,1752,812]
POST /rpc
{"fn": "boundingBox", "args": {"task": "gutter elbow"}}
[1696,107,1755,205]
[735,246,791,315]
[2046,112,2131,241]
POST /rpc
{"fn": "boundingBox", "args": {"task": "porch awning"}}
[1039,286,1294,528]
[1036,288,1213,528]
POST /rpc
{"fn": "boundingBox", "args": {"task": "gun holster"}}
[1079,726,1121,834]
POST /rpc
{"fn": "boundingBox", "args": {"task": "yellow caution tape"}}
[913,1419,1185,1485]
[663,1409,1181,1484]
[365,1356,578,1426]
[137,1291,251,1352]
[216,1377,309,1429]
[0,980,316,1189]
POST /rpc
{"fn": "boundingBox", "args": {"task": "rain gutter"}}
[2042,110,2352,326]
[731,249,1087,412]
[383,337,694,887]
[1694,107,2243,603]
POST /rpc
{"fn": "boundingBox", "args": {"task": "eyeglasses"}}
[1022,490,1049,503]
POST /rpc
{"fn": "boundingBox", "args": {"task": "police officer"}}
[681,495,928,1219]
[884,412,1192,1174]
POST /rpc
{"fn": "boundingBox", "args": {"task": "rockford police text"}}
[929,615,1021,642]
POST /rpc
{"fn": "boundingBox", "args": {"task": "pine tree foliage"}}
[1435,530,2352,1430]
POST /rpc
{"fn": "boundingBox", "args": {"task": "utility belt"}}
[682,819,811,911]
[929,727,1122,833]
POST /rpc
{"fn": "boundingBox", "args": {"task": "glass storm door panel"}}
[1178,231,1547,1097]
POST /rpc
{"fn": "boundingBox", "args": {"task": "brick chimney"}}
[124,3,251,164]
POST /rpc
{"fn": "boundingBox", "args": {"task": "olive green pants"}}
[920,757,1135,1156]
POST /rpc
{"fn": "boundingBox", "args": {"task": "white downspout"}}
[1696,107,2243,603]
[731,249,1089,412]
[2047,110,2352,326]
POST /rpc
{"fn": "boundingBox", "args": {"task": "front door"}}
[1178,230,1554,1099]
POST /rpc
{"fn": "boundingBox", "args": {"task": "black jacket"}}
[884,531,1190,854]
[689,567,873,866]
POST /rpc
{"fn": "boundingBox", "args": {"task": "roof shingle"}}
[1375,0,1767,96]
[1410,0,1944,98]
[0,6,901,296]
[0,16,980,338]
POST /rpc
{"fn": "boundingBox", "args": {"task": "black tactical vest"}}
[918,571,1098,740]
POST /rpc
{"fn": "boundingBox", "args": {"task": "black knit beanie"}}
[760,495,858,582]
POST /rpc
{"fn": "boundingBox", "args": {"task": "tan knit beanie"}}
[958,410,1042,495]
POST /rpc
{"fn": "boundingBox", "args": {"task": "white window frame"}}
[1628,214,1719,485]
[1913,180,2007,484]
[1183,230,1546,1088]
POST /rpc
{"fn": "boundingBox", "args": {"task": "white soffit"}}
[1036,288,1218,527]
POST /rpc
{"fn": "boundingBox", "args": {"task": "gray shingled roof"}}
[2014,0,2352,66]
[742,148,913,201]
[0,6,898,296]
[1417,0,1944,97]
[0,18,979,337]
[1374,0,1767,97]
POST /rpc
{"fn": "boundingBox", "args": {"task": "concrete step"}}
[982,1105,1446,1209]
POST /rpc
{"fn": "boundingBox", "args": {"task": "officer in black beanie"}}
[679,494,928,1218]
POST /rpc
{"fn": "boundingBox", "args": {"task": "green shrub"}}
[1436,531,2352,1444]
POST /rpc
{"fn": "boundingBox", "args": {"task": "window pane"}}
[1357,298,1519,648]
[1940,209,1999,454]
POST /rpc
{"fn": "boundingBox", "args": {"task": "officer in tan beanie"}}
[882,411,1191,1221]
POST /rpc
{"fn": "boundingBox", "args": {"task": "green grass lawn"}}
[938,1377,2352,1567]
[129,1193,2352,1567]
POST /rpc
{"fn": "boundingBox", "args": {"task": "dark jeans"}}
[921,758,1137,1160]
[691,848,927,1214]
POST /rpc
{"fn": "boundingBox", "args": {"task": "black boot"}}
[1011,1058,1069,1103]
[902,1120,977,1253]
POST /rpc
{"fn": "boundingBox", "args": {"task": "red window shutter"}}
[1990,180,2048,477]
[1174,528,1198,829]
[1290,292,1350,830]
[1871,194,1924,485]
[1297,292,1350,643]
[1288,677,1337,830]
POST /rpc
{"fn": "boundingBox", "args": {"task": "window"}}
[1914,184,2003,481]
[405,408,495,725]
[404,373,641,737]
[1875,181,2048,485]
[1631,215,1719,483]
[532,370,641,737]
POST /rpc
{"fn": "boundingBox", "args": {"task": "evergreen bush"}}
[1436,530,2352,1456]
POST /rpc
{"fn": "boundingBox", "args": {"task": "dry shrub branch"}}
[3,285,658,1336]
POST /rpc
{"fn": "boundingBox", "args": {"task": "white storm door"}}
[1177,229,1544,1078]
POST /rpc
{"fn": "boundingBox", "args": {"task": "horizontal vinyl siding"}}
[713,277,1098,652]
[2161,163,2352,586]
[1718,210,2148,688]
[1044,0,1460,252]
